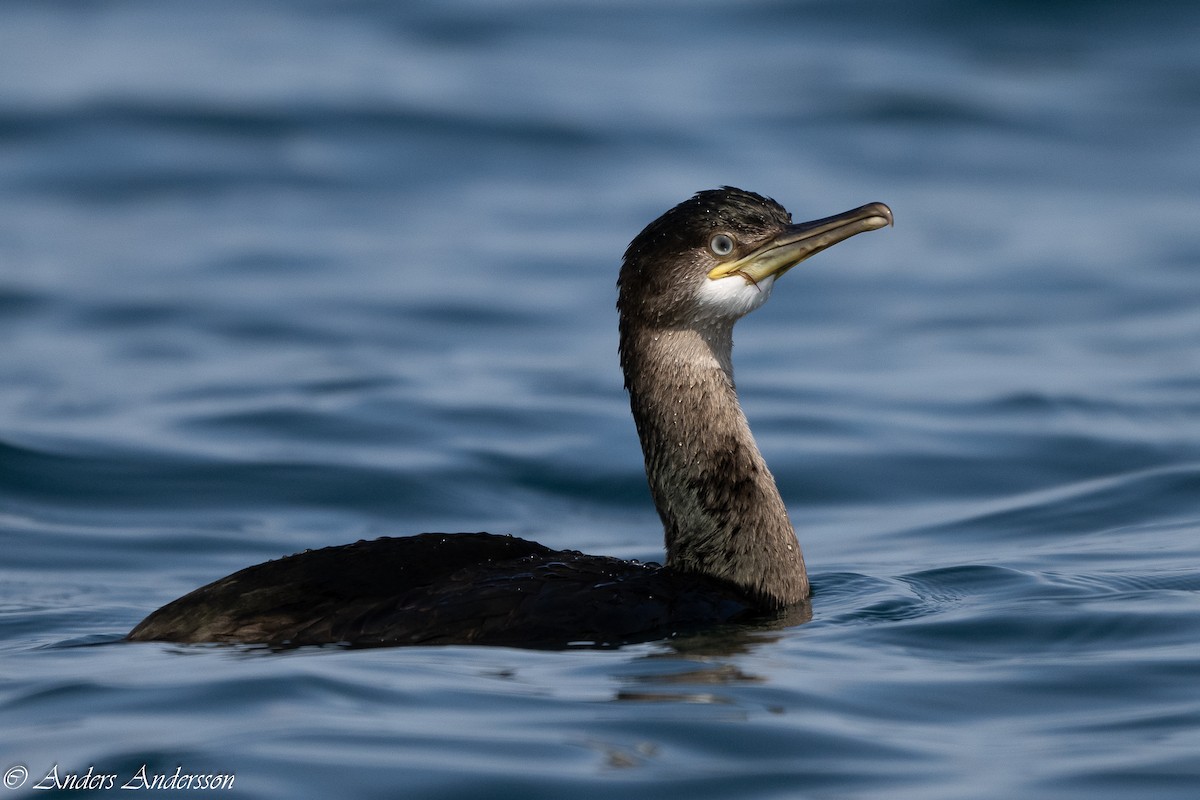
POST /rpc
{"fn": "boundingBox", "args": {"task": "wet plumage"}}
[127,188,891,649]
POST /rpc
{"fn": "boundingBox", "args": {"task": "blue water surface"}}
[2,1,1199,798]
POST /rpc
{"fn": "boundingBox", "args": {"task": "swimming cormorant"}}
[127,187,892,648]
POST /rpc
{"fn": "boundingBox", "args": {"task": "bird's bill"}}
[707,202,893,283]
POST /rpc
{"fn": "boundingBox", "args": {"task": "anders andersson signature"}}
[4,763,235,791]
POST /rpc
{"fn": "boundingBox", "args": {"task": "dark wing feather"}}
[127,533,755,648]
[126,533,553,644]
[346,551,755,648]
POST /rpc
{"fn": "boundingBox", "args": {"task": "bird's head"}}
[618,187,892,329]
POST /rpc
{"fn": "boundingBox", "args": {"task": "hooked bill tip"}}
[864,202,893,228]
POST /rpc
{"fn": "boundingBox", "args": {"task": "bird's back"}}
[127,533,756,648]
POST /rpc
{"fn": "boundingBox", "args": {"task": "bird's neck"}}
[619,323,809,608]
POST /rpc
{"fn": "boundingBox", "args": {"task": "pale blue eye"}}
[709,233,735,257]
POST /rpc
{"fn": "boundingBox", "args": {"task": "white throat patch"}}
[696,274,777,321]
